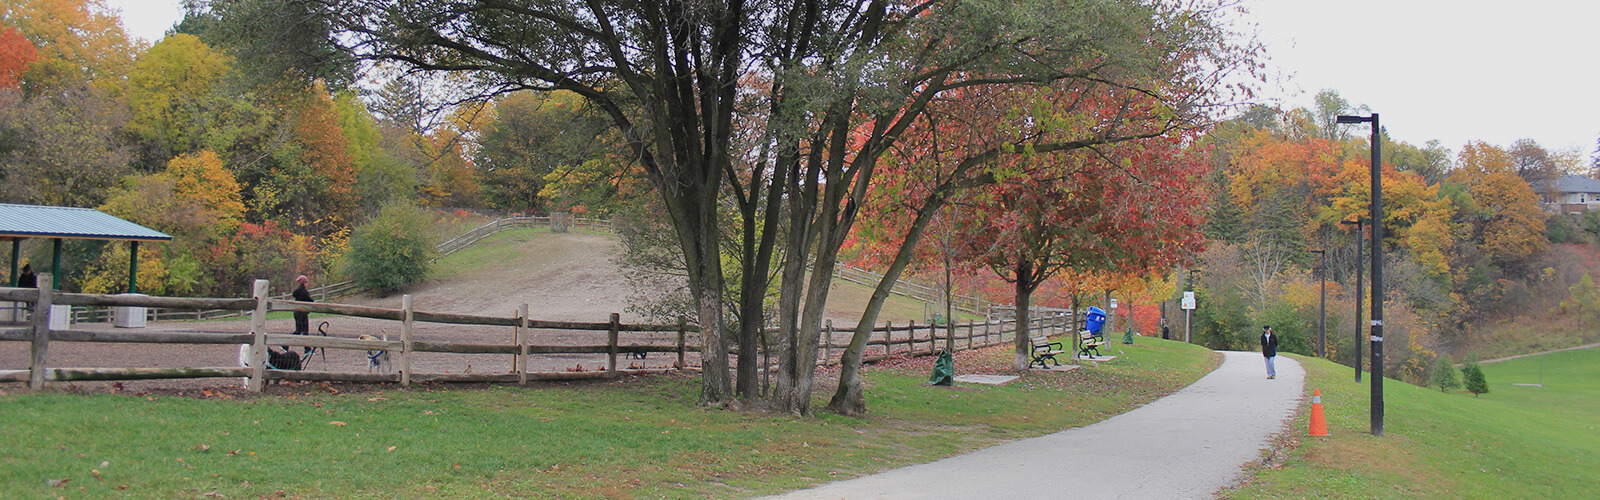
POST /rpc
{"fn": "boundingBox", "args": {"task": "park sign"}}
[1181,291,1196,310]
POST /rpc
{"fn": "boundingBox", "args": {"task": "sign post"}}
[1180,291,1196,343]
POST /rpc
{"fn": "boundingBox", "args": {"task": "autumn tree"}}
[97,150,246,295]
[0,27,35,89]
[0,0,135,92]
[0,85,131,206]
[126,33,232,164]
[1450,142,1549,269]
[476,90,615,213]
[327,0,1254,412]
[938,130,1209,371]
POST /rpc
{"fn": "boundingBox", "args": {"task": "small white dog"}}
[358,334,393,373]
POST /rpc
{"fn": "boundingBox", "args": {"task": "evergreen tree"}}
[1461,361,1489,397]
[1205,170,1246,243]
[1430,358,1460,393]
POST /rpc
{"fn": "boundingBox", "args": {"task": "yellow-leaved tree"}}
[127,33,230,158]
[1450,142,1548,267]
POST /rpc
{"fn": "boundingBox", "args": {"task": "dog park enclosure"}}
[1,277,1070,391]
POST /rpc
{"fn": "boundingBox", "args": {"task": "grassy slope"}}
[1228,347,1600,498]
[0,339,1217,498]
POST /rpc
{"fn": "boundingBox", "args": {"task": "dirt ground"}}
[0,231,692,393]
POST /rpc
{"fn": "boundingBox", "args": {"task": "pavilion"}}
[0,203,172,293]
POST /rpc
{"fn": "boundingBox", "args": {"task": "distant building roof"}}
[1554,175,1600,195]
[0,204,172,242]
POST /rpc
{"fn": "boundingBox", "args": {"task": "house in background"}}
[1548,175,1600,214]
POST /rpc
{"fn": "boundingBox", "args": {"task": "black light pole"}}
[1340,218,1365,383]
[1310,249,1326,357]
[1186,268,1200,343]
[1339,113,1383,436]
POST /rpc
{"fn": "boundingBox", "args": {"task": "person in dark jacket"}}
[1261,324,1279,379]
[17,264,36,288]
[292,275,313,335]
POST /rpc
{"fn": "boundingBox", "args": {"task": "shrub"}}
[344,202,435,294]
[1430,357,1461,393]
[1461,360,1490,397]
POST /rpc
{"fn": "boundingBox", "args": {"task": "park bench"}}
[1078,329,1106,359]
[1030,335,1066,369]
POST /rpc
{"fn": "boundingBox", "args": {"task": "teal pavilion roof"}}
[0,203,172,242]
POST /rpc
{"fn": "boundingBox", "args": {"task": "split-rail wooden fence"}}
[0,276,1069,391]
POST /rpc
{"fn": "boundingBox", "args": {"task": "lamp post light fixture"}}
[1338,112,1383,436]
[1340,218,1365,383]
[1309,249,1326,358]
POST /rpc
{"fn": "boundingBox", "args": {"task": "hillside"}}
[341,228,934,326]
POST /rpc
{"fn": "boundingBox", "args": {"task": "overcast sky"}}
[107,0,1599,155]
[1239,0,1600,154]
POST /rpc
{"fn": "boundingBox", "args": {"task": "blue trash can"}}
[1085,306,1107,334]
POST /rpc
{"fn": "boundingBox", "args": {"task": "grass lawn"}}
[0,337,1215,498]
[1226,347,1600,498]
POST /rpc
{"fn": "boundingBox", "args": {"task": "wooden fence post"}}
[982,319,991,346]
[882,320,891,356]
[29,274,53,389]
[607,312,620,373]
[907,319,916,355]
[246,279,268,392]
[676,316,687,370]
[401,294,414,387]
[516,303,528,385]
[824,320,833,365]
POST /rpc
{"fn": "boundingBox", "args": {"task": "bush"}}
[1430,357,1461,393]
[344,202,435,294]
[1461,360,1490,397]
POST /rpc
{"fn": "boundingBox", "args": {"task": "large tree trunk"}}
[681,192,732,404]
[827,189,947,416]
[1012,259,1036,372]
[772,149,819,414]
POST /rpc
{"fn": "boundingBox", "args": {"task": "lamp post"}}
[1340,218,1365,383]
[1309,249,1325,357]
[1186,268,1200,343]
[1338,112,1383,436]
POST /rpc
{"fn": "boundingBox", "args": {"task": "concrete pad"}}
[1077,355,1117,362]
[1034,364,1079,373]
[953,374,1019,385]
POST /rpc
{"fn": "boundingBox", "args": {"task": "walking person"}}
[1261,324,1278,379]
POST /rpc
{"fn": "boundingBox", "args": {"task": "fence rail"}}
[1,278,1072,390]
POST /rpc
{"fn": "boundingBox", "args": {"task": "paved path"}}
[769,351,1305,499]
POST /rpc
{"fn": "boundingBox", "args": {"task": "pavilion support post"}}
[127,241,139,294]
[50,238,61,290]
[9,239,18,286]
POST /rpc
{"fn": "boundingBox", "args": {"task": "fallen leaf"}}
[453,464,461,469]
[387,446,396,452]
[46,478,69,487]
[367,396,388,402]
[226,450,240,456]
[197,444,211,452]
[329,421,347,426]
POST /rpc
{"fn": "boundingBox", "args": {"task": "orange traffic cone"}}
[1309,388,1329,437]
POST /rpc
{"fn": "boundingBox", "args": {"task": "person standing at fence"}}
[293,275,313,337]
[1260,324,1278,380]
